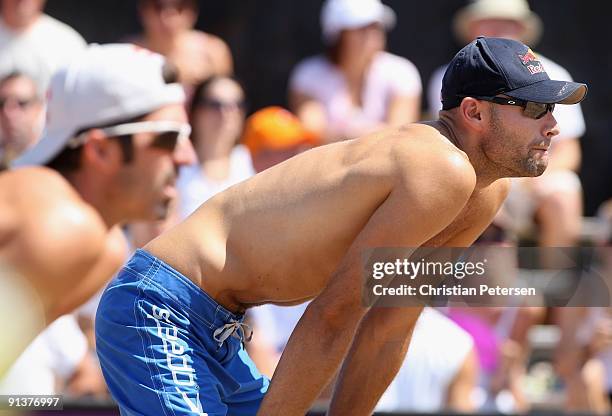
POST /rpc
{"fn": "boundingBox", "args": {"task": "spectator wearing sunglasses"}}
[175,75,253,220]
[131,0,233,90]
[0,71,43,166]
[0,44,195,375]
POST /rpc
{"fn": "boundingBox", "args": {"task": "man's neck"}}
[433,117,500,190]
[66,171,121,228]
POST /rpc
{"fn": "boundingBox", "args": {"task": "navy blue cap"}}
[441,36,587,110]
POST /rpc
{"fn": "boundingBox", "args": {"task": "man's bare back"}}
[145,123,509,312]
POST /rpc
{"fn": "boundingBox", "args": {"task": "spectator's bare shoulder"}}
[195,31,233,74]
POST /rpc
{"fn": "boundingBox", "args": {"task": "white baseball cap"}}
[12,43,185,167]
[320,0,396,45]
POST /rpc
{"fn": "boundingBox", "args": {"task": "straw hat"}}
[453,0,543,45]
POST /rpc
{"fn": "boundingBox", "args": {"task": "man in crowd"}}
[0,71,43,166]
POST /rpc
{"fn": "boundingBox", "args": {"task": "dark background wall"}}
[44,0,612,215]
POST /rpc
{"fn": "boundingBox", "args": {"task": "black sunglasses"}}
[149,130,183,151]
[472,96,555,120]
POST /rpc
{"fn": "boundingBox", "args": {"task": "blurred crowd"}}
[0,0,611,414]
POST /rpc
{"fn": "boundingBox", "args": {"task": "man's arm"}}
[326,306,422,414]
[50,226,127,319]
[257,155,475,416]
[326,178,509,415]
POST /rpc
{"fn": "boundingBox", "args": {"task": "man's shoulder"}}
[333,124,475,203]
[3,167,78,201]
[1,168,109,282]
[383,123,475,182]
[3,167,106,247]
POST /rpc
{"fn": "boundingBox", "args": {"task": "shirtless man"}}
[95,37,587,416]
[0,44,195,375]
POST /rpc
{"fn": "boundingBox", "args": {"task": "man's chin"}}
[520,159,548,177]
[152,199,174,221]
[531,163,548,177]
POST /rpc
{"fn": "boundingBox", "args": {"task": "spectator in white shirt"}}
[289,0,421,143]
[0,0,86,92]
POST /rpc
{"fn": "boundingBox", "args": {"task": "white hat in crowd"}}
[320,0,396,45]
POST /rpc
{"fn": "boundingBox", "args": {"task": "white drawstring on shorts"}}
[213,320,253,349]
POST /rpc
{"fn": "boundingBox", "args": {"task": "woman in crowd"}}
[288,0,421,142]
[176,75,254,219]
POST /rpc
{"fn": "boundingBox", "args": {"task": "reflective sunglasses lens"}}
[524,102,554,119]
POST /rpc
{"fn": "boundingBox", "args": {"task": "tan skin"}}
[0,103,195,375]
[144,97,559,415]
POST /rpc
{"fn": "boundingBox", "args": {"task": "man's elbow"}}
[310,296,369,333]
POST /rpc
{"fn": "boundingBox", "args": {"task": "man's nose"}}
[544,111,560,139]
[173,135,197,166]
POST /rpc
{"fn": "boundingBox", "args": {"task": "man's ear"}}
[459,97,486,132]
[80,129,123,174]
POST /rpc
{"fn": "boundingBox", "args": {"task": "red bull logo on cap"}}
[518,48,546,75]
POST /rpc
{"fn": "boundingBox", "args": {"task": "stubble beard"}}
[488,108,548,178]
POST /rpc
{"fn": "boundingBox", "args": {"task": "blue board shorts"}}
[95,249,269,416]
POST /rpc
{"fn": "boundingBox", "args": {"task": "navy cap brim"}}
[506,80,587,105]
